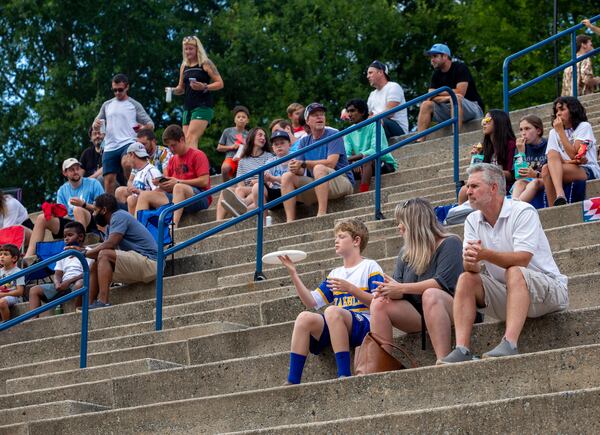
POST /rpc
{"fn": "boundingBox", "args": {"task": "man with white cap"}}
[23,158,104,261]
[115,142,162,215]
[416,43,484,141]
[366,60,409,139]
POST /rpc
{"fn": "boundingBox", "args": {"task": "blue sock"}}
[335,351,351,377]
[287,352,307,384]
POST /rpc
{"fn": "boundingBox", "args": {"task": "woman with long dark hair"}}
[543,96,599,206]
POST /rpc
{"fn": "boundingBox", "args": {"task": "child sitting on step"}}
[278,219,384,384]
[28,221,94,316]
[0,244,25,322]
[511,115,548,203]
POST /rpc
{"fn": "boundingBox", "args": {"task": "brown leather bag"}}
[354,332,418,375]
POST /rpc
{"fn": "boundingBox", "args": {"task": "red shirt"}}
[166,147,212,204]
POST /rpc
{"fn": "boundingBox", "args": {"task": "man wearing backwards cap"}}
[366,60,409,139]
[23,158,104,261]
[280,103,354,222]
[416,43,484,141]
[115,142,162,215]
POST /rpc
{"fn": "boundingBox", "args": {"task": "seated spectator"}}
[0,244,25,322]
[82,194,157,309]
[136,128,172,174]
[511,115,548,203]
[440,164,568,363]
[417,44,484,141]
[136,125,212,228]
[279,219,384,384]
[28,222,93,316]
[458,110,516,203]
[250,130,291,213]
[543,96,599,206]
[366,60,409,139]
[370,198,463,362]
[115,143,162,215]
[0,191,33,248]
[561,34,600,97]
[24,159,104,261]
[287,102,307,139]
[217,127,274,218]
[280,103,354,222]
[343,99,397,192]
[269,119,298,149]
[80,126,104,182]
[216,106,250,182]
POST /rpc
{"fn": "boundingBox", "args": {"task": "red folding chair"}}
[0,226,25,252]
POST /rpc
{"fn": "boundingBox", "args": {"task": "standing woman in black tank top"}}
[167,36,224,149]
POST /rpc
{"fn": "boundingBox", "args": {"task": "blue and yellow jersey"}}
[310,259,384,319]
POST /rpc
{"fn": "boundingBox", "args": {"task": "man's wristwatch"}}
[301,162,307,169]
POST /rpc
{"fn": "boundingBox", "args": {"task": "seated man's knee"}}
[281,172,296,188]
[456,271,480,293]
[505,266,524,286]
[0,299,8,308]
[173,183,192,195]
[419,100,434,113]
[29,285,43,297]
[97,249,116,264]
[312,164,329,178]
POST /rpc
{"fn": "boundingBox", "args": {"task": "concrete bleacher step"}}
[5,358,181,395]
[7,342,600,434]
[0,400,108,426]
[235,387,600,434]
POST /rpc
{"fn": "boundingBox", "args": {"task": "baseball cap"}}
[304,102,326,120]
[270,130,290,142]
[62,158,81,171]
[369,60,390,80]
[127,142,149,158]
[425,43,451,57]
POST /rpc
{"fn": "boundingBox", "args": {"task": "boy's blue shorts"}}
[309,310,370,355]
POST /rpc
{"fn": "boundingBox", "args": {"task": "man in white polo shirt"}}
[440,163,568,364]
[366,60,409,139]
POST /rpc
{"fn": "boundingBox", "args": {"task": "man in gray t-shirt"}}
[82,193,158,309]
[93,73,154,195]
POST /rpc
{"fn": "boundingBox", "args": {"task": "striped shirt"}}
[236,152,275,186]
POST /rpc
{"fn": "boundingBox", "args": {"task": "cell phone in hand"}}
[158,177,169,183]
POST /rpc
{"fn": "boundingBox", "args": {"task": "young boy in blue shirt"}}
[278,219,384,384]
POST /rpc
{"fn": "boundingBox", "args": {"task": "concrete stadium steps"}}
[6,342,600,434]
[3,92,600,432]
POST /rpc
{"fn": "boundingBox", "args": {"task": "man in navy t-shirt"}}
[82,193,158,309]
[280,103,354,222]
[416,43,484,141]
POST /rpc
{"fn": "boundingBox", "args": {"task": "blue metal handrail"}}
[154,87,460,330]
[503,14,600,112]
[0,250,91,368]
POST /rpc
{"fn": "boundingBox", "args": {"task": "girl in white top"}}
[544,96,599,207]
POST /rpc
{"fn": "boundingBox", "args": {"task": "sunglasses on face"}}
[112,88,126,93]
[481,116,492,126]
[183,36,197,44]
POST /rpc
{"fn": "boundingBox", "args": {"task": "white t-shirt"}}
[132,163,162,192]
[310,258,384,320]
[55,251,94,282]
[367,81,409,134]
[96,97,153,152]
[546,121,599,179]
[464,198,567,287]
[0,196,28,229]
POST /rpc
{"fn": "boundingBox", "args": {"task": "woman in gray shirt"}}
[371,198,463,362]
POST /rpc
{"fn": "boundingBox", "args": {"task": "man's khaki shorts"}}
[295,167,354,205]
[480,267,568,321]
[113,250,157,284]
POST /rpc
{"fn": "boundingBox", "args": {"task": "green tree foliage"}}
[0,0,598,210]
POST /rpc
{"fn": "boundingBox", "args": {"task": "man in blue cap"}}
[416,43,484,141]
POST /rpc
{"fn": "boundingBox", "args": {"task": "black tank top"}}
[183,64,213,110]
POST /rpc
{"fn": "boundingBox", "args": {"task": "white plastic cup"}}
[266,215,273,226]
[166,87,172,103]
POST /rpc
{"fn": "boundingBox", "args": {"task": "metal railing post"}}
[155,210,166,331]
[451,93,460,199]
[571,31,578,98]
[503,58,510,113]
[374,121,384,220]
[254,171,265,281]
[79,266,90,368]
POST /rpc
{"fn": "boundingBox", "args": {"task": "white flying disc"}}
[262,250,307,265]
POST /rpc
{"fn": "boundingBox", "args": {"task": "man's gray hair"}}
[467,163,506,196]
